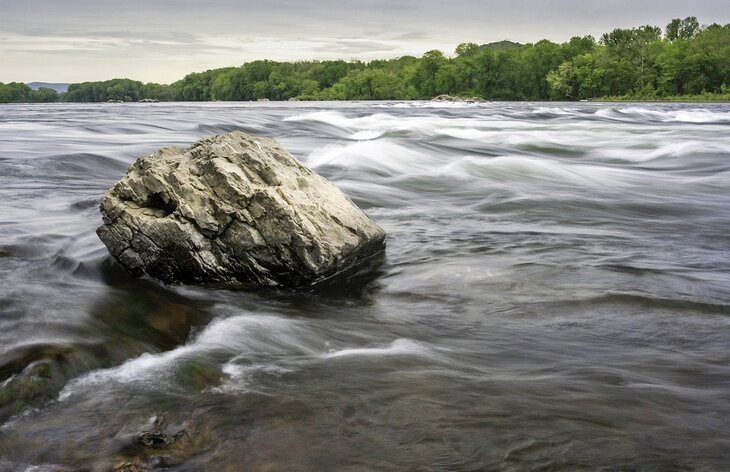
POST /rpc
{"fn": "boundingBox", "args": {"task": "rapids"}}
[1,101,729,470]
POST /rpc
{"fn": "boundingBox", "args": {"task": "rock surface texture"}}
[432,94,486,103]
[97,131,386,287]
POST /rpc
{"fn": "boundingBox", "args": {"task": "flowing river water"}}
[1,101,729,471]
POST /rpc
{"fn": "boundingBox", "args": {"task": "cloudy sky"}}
[1,0,727,84]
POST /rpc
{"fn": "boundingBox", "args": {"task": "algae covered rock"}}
[97,130,385,287]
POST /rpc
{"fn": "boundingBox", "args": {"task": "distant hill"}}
[480,40,523,51]
[27,82,69,93]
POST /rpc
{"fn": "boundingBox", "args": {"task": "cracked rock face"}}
[97,130,386,287]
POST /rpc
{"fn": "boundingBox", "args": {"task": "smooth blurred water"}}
[1,101,730,471]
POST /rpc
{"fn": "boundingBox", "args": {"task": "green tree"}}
[666,17,701,41]
[520,40,564,98]
[0,82,32,102]
[29,87,59,103]
[410,50,446,98]
[210,71,236,100]
[142,82,177,101]
[455,42,480,57]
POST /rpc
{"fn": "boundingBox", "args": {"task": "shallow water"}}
[1,101,730,471]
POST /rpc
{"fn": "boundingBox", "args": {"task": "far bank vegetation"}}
[2,17,728,103]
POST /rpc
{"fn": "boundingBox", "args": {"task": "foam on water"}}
[350,129,388,140]
[59,318,434,399]
[210,362,294,395]
[321,338,432,359]
[305,140,438,176]
[599,140,730,163]
[372,101,483,109]
[210,338,434,395]
[531,106,579,115]
[444,155,635,188]
[285,110,533,141]
[58,312,316,398]
[284,111,394,130]
[594,106,730,124]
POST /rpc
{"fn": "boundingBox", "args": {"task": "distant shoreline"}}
[3,17,729,105]
[2,97,729,105]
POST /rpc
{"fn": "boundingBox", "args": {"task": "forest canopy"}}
[2,17,728,103]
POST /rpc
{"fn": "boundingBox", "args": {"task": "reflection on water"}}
[1,101,730,470]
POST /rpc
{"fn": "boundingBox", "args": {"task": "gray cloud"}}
[308,39,402,54]
[390,32,434,41]
[1,0,728,82]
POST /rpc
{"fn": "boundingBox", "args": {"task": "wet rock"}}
[114,415,184,454]
[0,359,66,420]
[113,413,214,470]
[97,130,386,287]
[114,461,146,472]
[69,197,101,210]
[172,358,224,392]
[432,94,485,103]
[0,249,9,257]
[432,94,464,102]
[88,286,206,351]
[138,416,186,449]
[0,342,118,422]
[0,343,73,382]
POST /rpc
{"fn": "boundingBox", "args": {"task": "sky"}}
[1,0,728,84]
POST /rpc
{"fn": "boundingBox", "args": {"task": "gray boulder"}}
[432,94,486,103]
[97,131,386,287]
[432,94,464,102]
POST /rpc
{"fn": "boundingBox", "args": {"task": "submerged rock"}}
[0,359,65,420]
[97,130,385,287]
[112,414,207,470]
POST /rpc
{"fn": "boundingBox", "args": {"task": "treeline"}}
[0,82,61,103]
[548,18,730,99]
[2,17,728,103]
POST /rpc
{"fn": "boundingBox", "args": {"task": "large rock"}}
[97,131,386,287]
[432,94,486,103]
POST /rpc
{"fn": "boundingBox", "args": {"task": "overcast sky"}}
[1,0,728,84]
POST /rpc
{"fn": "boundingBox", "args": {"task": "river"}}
[1,101,729,471]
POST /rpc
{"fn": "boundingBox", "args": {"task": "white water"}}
[1,101,729,471]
